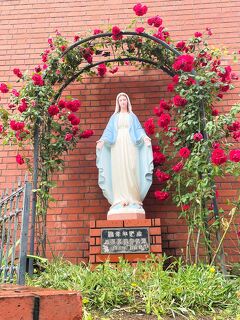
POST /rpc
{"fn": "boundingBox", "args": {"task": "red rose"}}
[159,99,171,110]
[66,100,81,112]
[71,117,80,125]
[97,63,107,77]
[80,129,94,138]
[212,142,220,149]
[227,121,240,132]
[182,204,190,211]
[220,84,229,92]
[93,29,103,35]
[211,148,227,165]
[42,49,50,62]
[152,145,160,152]
[58,100,66,109]
[172,54,194,72]
[176,41,186,51]
[147,15,163,28]
[72,100,81,111]
[112,26,123,40]
[133,3,148,16]
[172,75,179,84]
[10,120,25,131]
[229,150,240,162]
[18,99,28,113]
[153,27,169,42]
[42,54,47,63]
[193,132,203,141]
[109,67,119,74]
[68,113,75,122]
[233,131,240,141]
[48,38,53,45]
[154,190,169,201]
[85,55,92,64]
[173,95,187,107]
[153,106,164,117]
[32,74,44,86]
[167,83,175,92]
[71,126,78,135]
[144,118,155,135]
[60,45,67,52]
[74,35,80,42]
[153,151,166,165]
[13,68,23,78]
[179,147,191,158]
[0,124,3,133]
[82,47,94,63]
[219,66,231,83]
[185,77,196,86]
[0,83,9,93]
[172,161,184,172]
[135,27,145,34]
[65,133,73,141]
[206,27,212,36]
[15,129,29,141]
[212,109,219,116]
[194,32,202,37]
[12,89,20,97]
[155,169,170,182]
[168,127,178,134]
[34,65,42,73]
[16,154,24,165]
[158,113,171,129]
[15,131,23,141]
[17,123,25,131]
[48,105,59,116]
[8,103,17,110]
[68,113,80,125]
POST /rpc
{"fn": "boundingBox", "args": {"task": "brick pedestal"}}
[89,218,162,264]
[0,285,82,320]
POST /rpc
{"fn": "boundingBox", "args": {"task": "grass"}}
[26,255,240,320]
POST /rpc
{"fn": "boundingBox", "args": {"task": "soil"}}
[90,310,214,319]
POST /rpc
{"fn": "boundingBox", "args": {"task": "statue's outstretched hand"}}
[143,136,151,147]
[96,140,104,150]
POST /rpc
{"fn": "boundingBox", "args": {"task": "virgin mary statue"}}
[96,92,153,220]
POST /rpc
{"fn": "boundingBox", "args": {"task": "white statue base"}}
[107,204,146,220]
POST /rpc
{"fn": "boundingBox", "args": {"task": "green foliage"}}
[26,256,240,319]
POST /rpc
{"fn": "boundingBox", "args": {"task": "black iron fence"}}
[0,175,31,285]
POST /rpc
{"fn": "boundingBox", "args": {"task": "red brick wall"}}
[0,0,239,263]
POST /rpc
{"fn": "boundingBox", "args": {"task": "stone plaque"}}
[101,227,150,254]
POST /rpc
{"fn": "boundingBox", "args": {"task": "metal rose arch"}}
[28,30,226,274]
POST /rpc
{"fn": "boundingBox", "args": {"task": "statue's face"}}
[118,95,128,112]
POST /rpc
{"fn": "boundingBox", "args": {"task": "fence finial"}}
[24,172,28,183]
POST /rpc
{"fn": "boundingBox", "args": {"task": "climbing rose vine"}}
[0,2,239,261]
